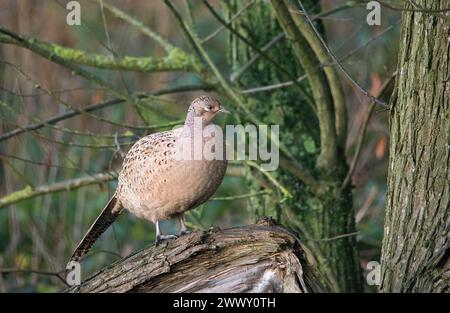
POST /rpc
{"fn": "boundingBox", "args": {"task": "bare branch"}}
[0,164,247,210]
[315,231,360,242]
[342,71,397,189]
[279,157,324,195]
[294,1,389,108]
[98,0,176,52]
[0,268,68,286]
[239,24,394,96]
[0,27,203,74]
[201,0,315,109]
[287,0,348,150]
[271,0,338,172]
[211,190,271,201]
[0,84,213,143]
[231,32,285,83]
[201,0,256,43]
[232,1,363,83]
[358,0,450,14]
[246,161,292,200]
[0,172,117,210]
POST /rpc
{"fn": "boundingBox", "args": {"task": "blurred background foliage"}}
[0,0,400,292]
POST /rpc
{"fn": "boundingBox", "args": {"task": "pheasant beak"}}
[218,106,230,114]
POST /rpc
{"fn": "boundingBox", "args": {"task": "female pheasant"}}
[69,95,228,262]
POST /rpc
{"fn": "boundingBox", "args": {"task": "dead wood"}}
[66,218,324,293]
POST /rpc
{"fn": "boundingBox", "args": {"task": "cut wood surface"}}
[66,218,324,293]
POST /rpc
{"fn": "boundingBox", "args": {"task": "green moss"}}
[46,41,202,73]
[164,47,204,73]
[305,197,323,212]
[302,134,317,154]
[0,185,33,205]
[52,44,85,61]
[122,130,135,137]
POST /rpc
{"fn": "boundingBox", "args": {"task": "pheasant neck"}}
[182,113,207,137]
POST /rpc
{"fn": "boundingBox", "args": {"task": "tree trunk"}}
[66,218,324,293]
[380,0,450,293]
[224,0,362,292]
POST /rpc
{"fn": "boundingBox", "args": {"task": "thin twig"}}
[407,0,449,20]
[232,1,364,83]
[201,0,256,43]
[239,26,393,94]
[97,0,176,51]
[342,71,397,189]
[279,156,324,194]
[231,32,285,83]
[315,231,360,242]
[0,268,69,286]
[333,25,396,65]
[0,172,118,209]
[201,0,315,108]
[0,152,86,172]
[359,0,450,13]
[355,186,378,223]
[295,0,389,108]
[0,85,105,97]
[246,161,292,200]
[211,190,271,201]
[0,84,213,142]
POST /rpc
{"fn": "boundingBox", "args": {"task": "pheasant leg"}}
[155,220,177,245]
[176,214,191,236]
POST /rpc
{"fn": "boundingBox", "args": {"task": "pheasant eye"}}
[204,105,212,112]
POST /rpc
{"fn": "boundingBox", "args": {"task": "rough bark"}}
[66,218,324,293]
[380,0,450,292]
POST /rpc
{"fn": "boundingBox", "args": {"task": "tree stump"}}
[66,218,324,293]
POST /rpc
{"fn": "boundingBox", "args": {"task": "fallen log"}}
[66,218,324,293]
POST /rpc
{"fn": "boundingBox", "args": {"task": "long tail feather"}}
[69,196,122,263]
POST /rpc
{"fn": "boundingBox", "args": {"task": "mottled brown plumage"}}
[69,96,228,263]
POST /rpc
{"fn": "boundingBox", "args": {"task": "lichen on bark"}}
[380,0,450,293]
